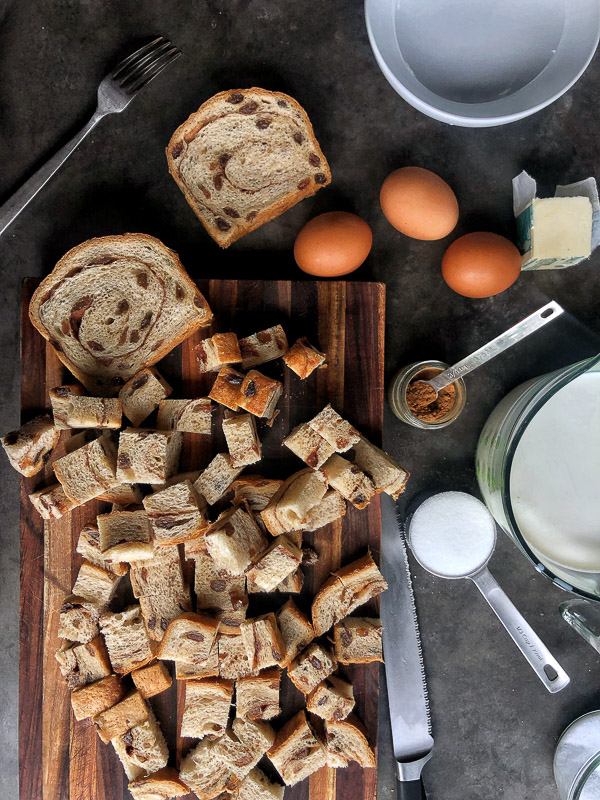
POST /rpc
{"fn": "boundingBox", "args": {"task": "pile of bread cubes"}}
[3,287,409,800]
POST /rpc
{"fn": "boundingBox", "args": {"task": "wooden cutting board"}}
[19,278,385,800]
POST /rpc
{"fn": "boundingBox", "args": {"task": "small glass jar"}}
[554,711,600,800]
[387,360,467,429]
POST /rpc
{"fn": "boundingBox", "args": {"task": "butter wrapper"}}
[513,170,600,270]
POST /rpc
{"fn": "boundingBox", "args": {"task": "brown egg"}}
[442,232,521,298]
[380,166,459,240]
[294,212,372,276]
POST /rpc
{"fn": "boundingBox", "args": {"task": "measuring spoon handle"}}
[428,301,564,393]
[470,567,570,693]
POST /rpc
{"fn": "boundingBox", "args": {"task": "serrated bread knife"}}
[380,494,433,800]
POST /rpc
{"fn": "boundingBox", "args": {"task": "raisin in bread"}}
[29,233,212,396]
[287,642,337,694]
[166,88,331,248]
[333,617,384,664]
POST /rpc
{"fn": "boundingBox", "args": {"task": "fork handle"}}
[0,109,104,237]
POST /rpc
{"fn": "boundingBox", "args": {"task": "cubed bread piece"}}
[120,368,173,428]
[100,605,156,674]
[275,598,315,669]
[274,567,304,594]
[306,676,355,722]
[71,674,124,721]
[50,385,122,429]
[139,591,193,642]
[128,767,189,800]
[192,549,248,627]
[132,661,173,699]
[1,414,60,477]
[312,552,388,636]
[76,522,128,576]
[320,453,375,509]
[180,677,234,739]
[333,617,384,664]
[179,739,239,800]
[143,480,208,545]
[53,431,119,504]
[261,469,328,535]
[238,371,282,420]
[195,332,242,372]
[222,414,261,467]
[218,631,255,680]
[58,596,101,643]
[209,366,246,411]
[156,398,213,434]
[283,337,325,379]
[93,689,149,743]
[175,647,219,680]
[302,489,346,532]
[268,710,327,786]
[231,476,283,511]
[98,482,144,505]
[307,404,360,452]
[205,506,268,575]
[245,536,302,592]
[97,509,154,562]
[112,705,169,780]
[117,428,182,483]
[237,767,284,800]
[157,612,220,665]
[72,559,122,607]
[215,718,275,779]
[151,470,202,493]
[194,453,244,505]
[130,544,187,599]
[29,483,75,520]
[239,325,288,369]
[324,714,375,768]
[346,436,409,499]
[55,635,112,690]
[236,668,281,721]
[287,642,337,694]
[283,423,334,469]
[240,613,285,672]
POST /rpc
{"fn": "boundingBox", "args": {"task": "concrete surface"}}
[1,1,600,798]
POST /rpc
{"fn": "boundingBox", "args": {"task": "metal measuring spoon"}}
[408,491,570,693]
[416,300,564,399]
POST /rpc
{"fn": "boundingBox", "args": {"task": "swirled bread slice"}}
[29,234,213,396]
[167,88,331,247]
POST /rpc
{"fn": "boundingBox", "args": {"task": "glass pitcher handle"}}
[560,599,600,655]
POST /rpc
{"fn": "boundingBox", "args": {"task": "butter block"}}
[530,197,592,261]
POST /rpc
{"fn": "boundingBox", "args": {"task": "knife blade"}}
[380,493,433,800]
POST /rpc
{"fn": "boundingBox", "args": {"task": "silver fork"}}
[0,36,181,237]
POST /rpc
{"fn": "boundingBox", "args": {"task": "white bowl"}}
[365,0,600,127]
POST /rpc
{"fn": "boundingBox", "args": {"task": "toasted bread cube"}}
[72,560,122,607]
[194,452,244,506]
[268,710,327,786]
[132,661,173,698]
[50,385,122,429]
[128,767,189,800]
[283,423,334,469]
[274,567,304,593]
[139,592,193,642]
[320,453,375,509]
[216,717,275,780]
[346,436,409,499]
[283,337,325,379]
[93,689,149,743]
[306,676,355,722]
[236,668,281,721]
[76,522,128,576]
[99,482,144,505]
[307,404,360,452]
[209,366,246,411]
[112,705,169,780]
[245,536,302,592]
[238,371,282,420]
[179,739,238,800]
[240,613,285,672]
[175,648,220,680]
[261,469,328,535]
[302,489,346,532]
[120,368,173,428]
[180,677,234,739]
[275,598,315,669]
[130,544,187,599]
[205,506,268,575]
[237,768,284,800]
[324,714,375,768]
[239,325,288,370]
[333,617,383,664]
[143,480,208,545]
[218,631,255,680]
[100,605,156,674]
[29,482,74,520]
[158,612,220,665]
[287,642,337,694]
[97,509,154,562]
[222,414,262,467]
[195,332,242,372]
[191,549,248,626]
[53,431,119,504]
[117,428,182,484]
[55,635,112,690]
[58,596,101,643]
[71,674,124,721]
[231,475,283,511]
[1,414,60,477]
[156,398,213,434]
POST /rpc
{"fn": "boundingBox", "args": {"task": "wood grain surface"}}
[19,278,385,800]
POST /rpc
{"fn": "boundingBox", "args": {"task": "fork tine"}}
[118,40,174,86]
[124,49,181,95]
[112,36,167,80]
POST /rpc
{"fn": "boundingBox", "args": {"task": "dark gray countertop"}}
[1,1,600,798]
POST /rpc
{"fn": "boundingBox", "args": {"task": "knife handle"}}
[397,778,427,800]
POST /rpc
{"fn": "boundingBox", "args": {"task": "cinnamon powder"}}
[406,377,457,422]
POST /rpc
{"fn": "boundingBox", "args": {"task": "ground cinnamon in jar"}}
[406,372,457,422]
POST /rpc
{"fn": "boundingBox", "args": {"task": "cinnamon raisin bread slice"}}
[53,431,120,505]
[112,705,169,780]
[76,522,128,576]
[283,423,334,469]
[167,88,331,248]
[180,677,234,739]
[116,428,182,484]
[245,535,302,592]
[283,337,326,379]
[156,398,213,434]
[320,453,375,509]
[128,767,189,800]
[97,509,155,562]
[58,596,102,643]
[333,616,384,664]
[157,612,220,665]
[239,325,288,370]
[29,233,213,396]
[191,549,248,627]
[50,385,121,429]
[70,674,124,721]
[1,415,60,477]
[175,648,219,680]
[231,476,282,511]
[287,642,337,694]
[100,605,156,674]
[120,367,173,427]
[307,404,360,452]
[195,332,242,372]
[218,630,255,680]
[143,479,208,545]
[236,667,281,721]
[346,436,410,499]
[93,689,149,743]
[55,635,112,690]
[275,598,315,669]
[268,710,327,786]
[222,413,261,467]
[194,453,244,506]
[29,483,75,520]
[72,559,122,607]
[306,676,355,722]
[324,714,375,769]
[240,613,285,672]
[205,506,268,575]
